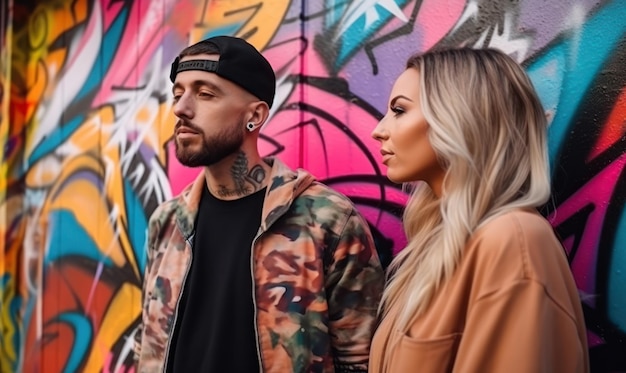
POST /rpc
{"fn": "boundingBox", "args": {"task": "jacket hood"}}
[260,157,316,231]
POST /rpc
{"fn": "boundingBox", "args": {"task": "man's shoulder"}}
[298,181,356,212]
[149,178,198,221]
[148,194,184,225]
[288,182,368,237]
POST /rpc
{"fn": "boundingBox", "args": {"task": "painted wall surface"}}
[1,0,624,372]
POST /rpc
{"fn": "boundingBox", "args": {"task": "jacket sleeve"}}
[325,209,385,373]
[133,238,150,364]
[453,279,588,373]
[133,211,160,364]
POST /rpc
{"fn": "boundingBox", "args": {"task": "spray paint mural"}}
[1,0,624,371]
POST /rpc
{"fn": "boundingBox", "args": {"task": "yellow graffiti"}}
[31,113,138,277]
[0,274,18,373]
[2,6,21,372]
[3,0,291,371]
[84,283,141,372]
[0,20,10,206]
[13,0,88,157]
[193,0,292,50]
[0,206,25,373]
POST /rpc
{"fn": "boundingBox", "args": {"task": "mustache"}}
[175,120,203,133]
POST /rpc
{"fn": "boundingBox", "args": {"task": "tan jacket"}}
[370,209,589,373]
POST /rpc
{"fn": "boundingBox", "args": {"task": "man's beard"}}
[175,121,244,167]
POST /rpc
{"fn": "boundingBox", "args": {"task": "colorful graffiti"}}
[1,0,624,372]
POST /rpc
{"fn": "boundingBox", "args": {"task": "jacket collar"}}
[173,157,316,239]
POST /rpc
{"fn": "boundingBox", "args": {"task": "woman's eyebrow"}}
[390,95,413,106]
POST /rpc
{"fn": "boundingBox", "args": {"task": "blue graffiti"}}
[57,312,93,373]
[46,210,114,267]
[609,199,626,333]
[322,0,411,71]
[526,0,626,167]
[29,5,130,165]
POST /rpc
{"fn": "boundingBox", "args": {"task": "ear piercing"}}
[247,122,260,132]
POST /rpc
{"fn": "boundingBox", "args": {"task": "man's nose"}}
[172,93,194,119]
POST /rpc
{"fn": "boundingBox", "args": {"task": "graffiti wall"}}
[1,0,624,372]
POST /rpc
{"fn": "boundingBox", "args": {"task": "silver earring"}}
[246,122,258,132]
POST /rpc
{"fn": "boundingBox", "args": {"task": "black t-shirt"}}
[167,185,265,372]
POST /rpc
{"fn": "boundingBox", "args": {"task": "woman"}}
[369,48,589,373]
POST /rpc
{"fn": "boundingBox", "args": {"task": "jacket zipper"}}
[162,236,194,372]
[251,230,264,373]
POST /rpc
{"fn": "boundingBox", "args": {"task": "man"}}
[134,35,385,373]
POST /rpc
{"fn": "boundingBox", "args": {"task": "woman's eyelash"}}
[391,106,404,115]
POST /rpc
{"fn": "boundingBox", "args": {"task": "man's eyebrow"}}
[390,95,413,107]
[172,79,225,95]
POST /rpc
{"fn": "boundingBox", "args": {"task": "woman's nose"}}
[371,119,388,141]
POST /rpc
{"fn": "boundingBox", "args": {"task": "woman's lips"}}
[381,150,393,164]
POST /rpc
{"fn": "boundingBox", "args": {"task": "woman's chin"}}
[385,171,407,184]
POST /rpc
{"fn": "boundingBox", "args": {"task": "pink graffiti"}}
[103,353,135,373]
[93,0,183,106]
[166,38,408,253]
[413,0,467,51]
[166,142,201,194]
[587,330,605,348]
[549,153,626,302]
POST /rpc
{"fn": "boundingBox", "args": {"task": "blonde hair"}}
[380,48,551,344]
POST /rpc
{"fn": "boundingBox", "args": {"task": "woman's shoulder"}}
[464,209,568,284]
[471,209,558,251]
[462,209,580,321]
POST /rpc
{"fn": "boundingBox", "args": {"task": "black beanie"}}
[170,36,276,108]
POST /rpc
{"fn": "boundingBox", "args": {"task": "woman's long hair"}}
[380,48,551,338]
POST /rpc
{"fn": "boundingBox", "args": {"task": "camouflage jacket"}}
[134,157,384,373]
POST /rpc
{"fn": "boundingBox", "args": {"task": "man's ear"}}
[247,101,270,130]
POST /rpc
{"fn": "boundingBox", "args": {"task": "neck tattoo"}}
[217,151,266,198]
